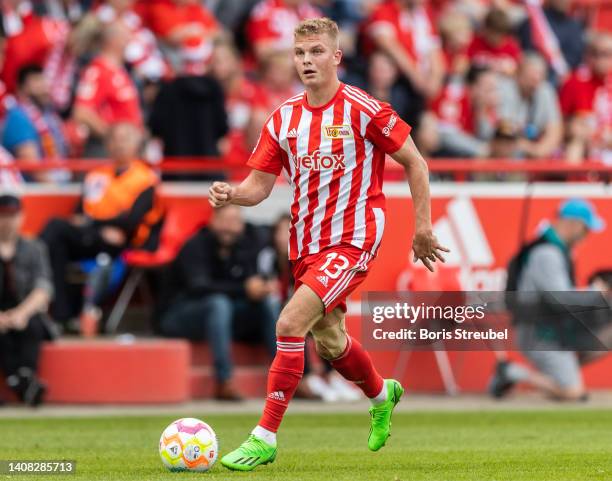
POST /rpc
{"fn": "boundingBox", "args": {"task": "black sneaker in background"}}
[14,368,47,407]
[6,373,27,399]
[488,361,516,399]
[22,376,47,407]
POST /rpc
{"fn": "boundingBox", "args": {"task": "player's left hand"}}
[412,230,450,272]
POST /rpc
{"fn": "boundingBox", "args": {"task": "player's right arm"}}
[209,115,282,208]
[209,170,276,208]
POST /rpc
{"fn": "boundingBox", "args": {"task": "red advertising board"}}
[17,183,612,393]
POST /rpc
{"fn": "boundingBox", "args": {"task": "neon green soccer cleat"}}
[368,379,404,451]
[220,435,277,471]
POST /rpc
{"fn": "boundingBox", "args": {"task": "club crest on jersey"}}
[293,150,345,171]
[323,125,353,139]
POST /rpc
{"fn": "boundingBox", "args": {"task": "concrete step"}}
[190,366,268,399]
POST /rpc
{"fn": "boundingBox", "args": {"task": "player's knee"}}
[276,314,306,337]
[275,293,323,337]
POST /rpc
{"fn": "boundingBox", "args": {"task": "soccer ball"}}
[159,418,218,472]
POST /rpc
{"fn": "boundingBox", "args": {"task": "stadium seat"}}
[189,342,270,398]
[105,203,212,333]
[42,339,190,403]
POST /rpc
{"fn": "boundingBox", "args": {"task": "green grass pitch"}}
[1,410,611,480]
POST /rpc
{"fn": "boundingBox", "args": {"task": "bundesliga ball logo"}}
[159,418,218,472]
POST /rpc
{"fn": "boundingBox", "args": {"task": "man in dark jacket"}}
[148,75,228,180]
[0,194,53,406]
[158,205,277,400]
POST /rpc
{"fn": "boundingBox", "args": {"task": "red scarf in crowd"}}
[42,19,77,112]
[18,98,59,157]
[399,5,437,72]
[524,0,569,78]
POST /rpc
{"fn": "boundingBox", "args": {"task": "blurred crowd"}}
[0,0,609,186]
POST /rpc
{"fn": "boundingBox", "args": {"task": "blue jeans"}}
[159,294,278,382]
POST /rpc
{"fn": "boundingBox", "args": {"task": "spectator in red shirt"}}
[362,0,445,129]
[72,20,143,157]
[422,65,499,157]
[142,0,219,75]
[0,37,16,120]
[467,8,522,76]
[94,0,168,82]
[438,9,473,79]
[246,0,322,64]
[210,38,263,166]
[1,1,66,92]
[561,32,612,164]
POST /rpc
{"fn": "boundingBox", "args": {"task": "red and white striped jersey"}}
[248,82,412,260]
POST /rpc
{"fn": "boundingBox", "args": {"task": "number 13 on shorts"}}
[319,252,350,279]
[292,245,375,314]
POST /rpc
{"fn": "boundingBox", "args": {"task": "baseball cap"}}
[0,194,22,215]
[558,198,605,232]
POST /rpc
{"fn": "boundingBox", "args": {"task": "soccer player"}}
[209,17,449,471]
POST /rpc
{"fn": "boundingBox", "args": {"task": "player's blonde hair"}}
[294,18,339,48]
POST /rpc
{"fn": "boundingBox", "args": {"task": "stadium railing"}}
[9,158,612,182]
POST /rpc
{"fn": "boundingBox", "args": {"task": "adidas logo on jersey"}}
[268,391,286,401]
[293,150,345,171]
[316,275,329,287]
[286,128,298,138]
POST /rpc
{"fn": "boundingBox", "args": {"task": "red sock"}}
[258,336,305,433]
[330,336,384,398]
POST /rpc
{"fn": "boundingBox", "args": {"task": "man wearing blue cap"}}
[490,198,610,401]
